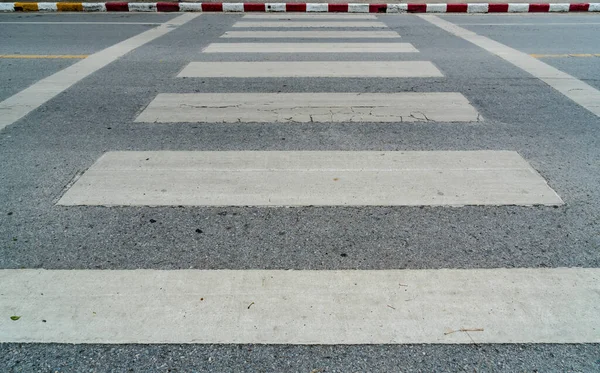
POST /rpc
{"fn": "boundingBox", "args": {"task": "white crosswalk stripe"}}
[202,42,419,53]
[242,14,379,20]
[232,21,389,28]
[178,61,442,78]
[135,92,479,123]
[221,30,402,38]
[2,268,597,344]
[57,151,562,207]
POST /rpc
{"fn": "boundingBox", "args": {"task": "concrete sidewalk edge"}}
[0,2,599,13]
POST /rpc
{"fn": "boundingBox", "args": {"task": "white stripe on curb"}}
[549,3,570,12]
[37,2,57,11]
[82,2,106,11]
[265,3,286,12]
[0,3,15,11]
[2,268,595,344]
[128,2,157,12]
[223,2,244,12]
[508,3,529,12]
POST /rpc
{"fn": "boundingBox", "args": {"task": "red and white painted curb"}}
[0,2,599,13]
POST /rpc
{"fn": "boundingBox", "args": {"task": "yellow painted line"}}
[14,2,39,11]
[0,54,88,59]
[530,53,600,58]
[57,2,84,11]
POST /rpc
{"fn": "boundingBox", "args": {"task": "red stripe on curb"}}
[407,3,427,12]
[244,3,266,11]
[529,3,550,12]
[156,2,178,12]
[286,3,306,12]
[447,3,468,12]
[488,3,509,12]
[570,3,590,11]
[201,2,223,11]
[105,2,129,11]
[369,4,387,12]
[328,3,348,12]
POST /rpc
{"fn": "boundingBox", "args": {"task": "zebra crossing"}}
[3,13,598,348]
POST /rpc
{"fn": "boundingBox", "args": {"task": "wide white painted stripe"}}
[232,21,388,28]
[0,13,200,132]
[178,61,443,78]
[82,3,106,12]
[37,2,57,11]
[508,3,529,12]
[202,42,418,53]
[420,15,600,117]
[57,151,562,207]
[128,2,157,12]
[348,3,369,13]
[243,13,377,19]
[135,92,478,124]
[265,3,286,12]
[2,268,595,344]
[179,3,202,11]
[467,3,488,13]
[222,2,244,12]
[306,3,328,12]
[386,3,408,13]
[426,4,447,13]
[221,30,401,38]
[549,3,570,12]
[0,3,14,12]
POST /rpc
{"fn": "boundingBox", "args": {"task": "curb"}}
[0,2,599,13]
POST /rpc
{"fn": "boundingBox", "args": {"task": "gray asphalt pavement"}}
[1,12,599,372]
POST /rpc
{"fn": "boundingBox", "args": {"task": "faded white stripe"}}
[419,15,600,117]
[243,13,377,19]
[56,151,562,207]
[2,268,595,344]
[232,21,388,28]
[202,42,418,53]
[0,13,200,132]
[221,30,401,38]
[135,92,478,124]
[178,61,443,78]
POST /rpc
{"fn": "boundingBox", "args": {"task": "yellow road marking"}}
[530,53,600,58]
[0,54,88,59]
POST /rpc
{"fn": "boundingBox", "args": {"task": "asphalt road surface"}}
[1,12,599,372]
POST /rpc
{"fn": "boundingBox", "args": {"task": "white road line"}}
[420,15,600,118]
[232,21,388,28]
[135,92,478,123]
[0,13,200,132]
[57,151,562,207]
[2,268,595,344]
[202,43,418,53]
[242,14,378,19]
[221,30,401,38]
[0,21,164,25]
[178,61,443,78]
[456,22,600,26]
